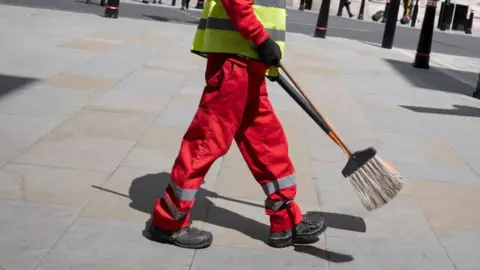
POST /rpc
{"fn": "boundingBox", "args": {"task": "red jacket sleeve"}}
[219,0,270,46]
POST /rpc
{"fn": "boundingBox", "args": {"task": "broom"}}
[276,63,404,211]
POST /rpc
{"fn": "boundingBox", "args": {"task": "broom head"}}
[341,147,404,211]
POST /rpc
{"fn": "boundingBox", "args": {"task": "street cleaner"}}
[147,0,327,249]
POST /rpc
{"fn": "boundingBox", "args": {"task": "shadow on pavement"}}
[143,14,199,25]
[294,245,354,262]
[0,74,38,99]
[400,104,480,117]
[93,171,363,262]
[384,58,477,96]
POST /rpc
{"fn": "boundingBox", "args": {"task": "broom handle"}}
[278,63,353,156]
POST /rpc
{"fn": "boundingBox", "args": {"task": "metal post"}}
[358,0,366,20]
[473,72,480,98]
[314,0,331,38]
[381,0,391,23]
[381,0,401,48]
[413,0,439,69]
[465,8,474,34]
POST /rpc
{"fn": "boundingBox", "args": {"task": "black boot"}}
[268,215,327,248]
[148,223,213,249]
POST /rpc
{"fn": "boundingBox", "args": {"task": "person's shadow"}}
[93,172,363,262]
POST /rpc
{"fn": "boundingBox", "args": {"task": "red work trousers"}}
[152,54,304,233]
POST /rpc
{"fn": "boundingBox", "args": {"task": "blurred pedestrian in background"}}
[338,0,354,18]
[181,0,190,10]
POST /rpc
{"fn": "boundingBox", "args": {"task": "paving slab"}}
[191,245,330,270]
[49,217,195,267]
[0,200,79,270]
[0,163,109,207]
[36,254,190,270]
[326,237,456,270]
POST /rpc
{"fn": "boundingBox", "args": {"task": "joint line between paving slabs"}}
[29,52,177,270]
[419,208,459,270]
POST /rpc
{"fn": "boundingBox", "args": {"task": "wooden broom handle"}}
[278,63,353,156]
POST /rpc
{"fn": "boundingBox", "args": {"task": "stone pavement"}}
[1,4,480,270]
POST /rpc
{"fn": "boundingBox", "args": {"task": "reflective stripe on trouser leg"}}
[233,77,304,232]
[152,55,253,231]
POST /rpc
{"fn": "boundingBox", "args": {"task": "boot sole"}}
[148,226,212,249]
[157,236,212,249]
[267,222,327,249]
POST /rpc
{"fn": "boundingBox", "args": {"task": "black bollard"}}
[358,0,366,20]
[337,0,344,16]
[465,10,474,34]
[171,0,176,6]
[474,73,480,99]
[381,0,391,23]
[413,0,439,69]
[314,0,331,38]
[381,0,401,49]
[410,0,419,26]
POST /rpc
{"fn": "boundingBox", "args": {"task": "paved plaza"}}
[0,4,480,270]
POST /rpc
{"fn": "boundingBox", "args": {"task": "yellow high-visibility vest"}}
[191,0,286,77]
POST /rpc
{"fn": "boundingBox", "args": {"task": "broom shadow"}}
[92,172,363,262]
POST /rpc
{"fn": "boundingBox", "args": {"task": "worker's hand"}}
[257,37,282,67]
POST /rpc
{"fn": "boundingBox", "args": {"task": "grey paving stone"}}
[0,113,64,140]
[393,161,480,184]
[0,163,109,207]
[0,85,95,119]
[362,107,438,136]
[318,191,438,244]
[14,133,136,173]
[191,245,329,270]
[135,124,187,152]
[154,105,197,128]
[120,148,178,171]
[0,46,96,79]
[312,161,353,193]
[448,142,480,177]
[114,67,188,95]
[50,217,195,265]
[36,254,190,270]
[53,109,157,141]
[326,237,456,270]
[85,86,173,115]
[435,229,480,270]
[65,44,160,79]
[377,133,467,166]
[0,200,79,270]
[0,136,37,167]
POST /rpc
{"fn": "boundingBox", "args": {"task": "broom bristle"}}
[347,155,404,211]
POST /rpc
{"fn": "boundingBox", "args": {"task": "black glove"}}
[257,37,282,67]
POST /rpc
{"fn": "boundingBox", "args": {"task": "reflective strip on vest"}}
[191,0,286,77]
[261,174,296,196]
[197,18,285,42]
[161,196,188,220]
[168,180,197,201]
